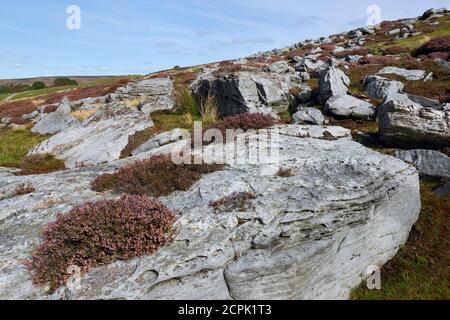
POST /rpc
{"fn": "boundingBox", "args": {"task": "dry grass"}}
[70,109,98,121]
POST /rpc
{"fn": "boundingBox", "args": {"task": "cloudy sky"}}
[0,0,448,79]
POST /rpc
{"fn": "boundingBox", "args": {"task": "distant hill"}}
[0,76,120,86]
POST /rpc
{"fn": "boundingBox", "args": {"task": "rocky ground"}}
[0,8,449,300]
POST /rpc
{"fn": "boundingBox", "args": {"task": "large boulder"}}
[192,72,290,117]
[266,61,293,74]
[377,100,450,149]
[31,98,79,135]
[0,125,420,300]
[115,78,175,115]
[29,104,154,168]
[318,66,350,103]
[395,149,450,178]
[325,95,376,120]
[364,76,405,100]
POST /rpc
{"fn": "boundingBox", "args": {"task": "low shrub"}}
[221,113,277,131]
[52,77,78,87]
[413,35,450,57]
[92,154,224,197]
[43,104,59,114]
[17,154,66,175]
[25,195,177,291]
[438,93,450,103]
[426,52,449,60]
[359,55,398,65]
[277,168,295,178]
[335,48,369,59]
[209,192,257,212]
[383,46,410,55]
[0,100,36,124]
[320,44,336,51]
[13,183,36,196]
[375,21,404,35]
[175,87,218,126]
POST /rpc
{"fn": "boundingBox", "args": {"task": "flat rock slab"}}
[29,106,154,168]
[377,67,431,81]
[0,125,420,300]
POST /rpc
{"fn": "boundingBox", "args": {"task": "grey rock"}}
[319,66,350,103]
[387,28,401,36]
[292,108,325,125]
[267,61,292,74]
[364,75,405,100]
[0,125,420,300]
[435,58,450,69]
[132,128,187,156]
[192,72,290,116]
[31,98,79,135]
[325,95,376,120]
[377,67,430,81]
[434,181,450,196]
[394,149,450,178]
[377,100,450,149]
[29,104,154,168]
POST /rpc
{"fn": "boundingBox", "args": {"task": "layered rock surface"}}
[0,125,420,300]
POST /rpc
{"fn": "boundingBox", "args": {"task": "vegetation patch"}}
[16,154,66,175]
[277,168,296,178]
[0,129,48,166]
[25,195,177,292]
[92,154,224,197]
[209,192,257,213]
[352,178,450,300]
[413,35,450,57]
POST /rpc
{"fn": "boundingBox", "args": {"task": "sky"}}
[0,0,448,79]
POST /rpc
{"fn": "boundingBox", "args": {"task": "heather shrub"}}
[18,154,66,175]
[221,113,277,131]
[383,46,410,55]
[43,104,59,114]
[359,55,398,65]
[438,92,450,103]
[209,192,257,213]
[92,154,224,196]
[25,195,176,291]
[426,52,449,60]
[335,48,369,59]
[413,36,450,57]
[320,44,336,51]
[277,168,295,178]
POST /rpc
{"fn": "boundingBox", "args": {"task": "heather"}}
[92,154,224,197]
[25,195,177,291]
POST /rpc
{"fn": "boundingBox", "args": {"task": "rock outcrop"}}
[192,72,291,117]
[0,125,420,300]
[31,98,79,135]
[318,66,350,103]
[377,100,450,149]
[395,149,450,178]
[364,76,405,100]
[28,104,154,168]
[377,67,432,81]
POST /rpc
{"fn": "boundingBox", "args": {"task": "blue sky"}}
[0,0,448,79]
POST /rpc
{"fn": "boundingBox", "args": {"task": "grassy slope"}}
[0,129,48,166]
[353,179,450,300]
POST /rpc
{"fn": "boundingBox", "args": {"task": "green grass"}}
[352,179,450,300]
[0,93,9,102]
[10,85,78,101]
[0,129,48,166]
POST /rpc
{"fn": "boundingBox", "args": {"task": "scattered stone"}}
[377,67,431,81]
[292,107,325,125]
[325,95,376,120]
[394,149,450,178]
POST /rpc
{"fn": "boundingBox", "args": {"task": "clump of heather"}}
[92,154,224,197]
[25,195,176,291]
